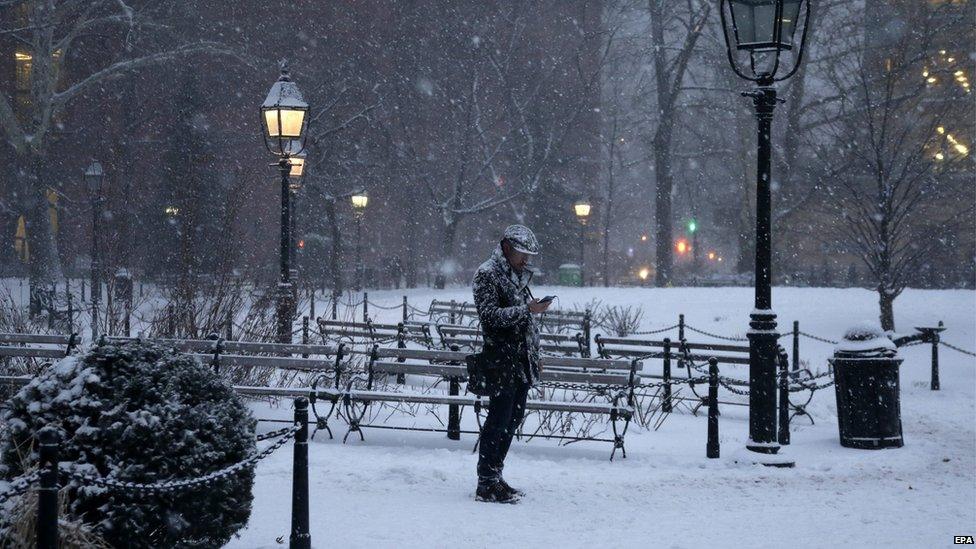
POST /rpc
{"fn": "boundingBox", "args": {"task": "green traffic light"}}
[688,220,697,233]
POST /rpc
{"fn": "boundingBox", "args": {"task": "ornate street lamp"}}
[262,62,309,343]
[574,198,591,286]
[84,161,105,340]
[720,0,810,466]
[351,192,368,291]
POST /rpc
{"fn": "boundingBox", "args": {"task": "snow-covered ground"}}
[222,286,975,549]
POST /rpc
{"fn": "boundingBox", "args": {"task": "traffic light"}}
[687,219,697,233]
[675,239,689,255]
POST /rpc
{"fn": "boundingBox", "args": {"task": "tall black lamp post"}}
[84,161,105,340]
[720,0,810,465]
[288,148,306,307]
[573,198,591,286]
[261,62,309,344]
[351,192,368,291]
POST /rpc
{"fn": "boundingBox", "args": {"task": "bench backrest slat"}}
[190,353,335,371]
[539,355,636,371]
[0,333,72,345]
[0,346,67,359]
[374,347,468,362]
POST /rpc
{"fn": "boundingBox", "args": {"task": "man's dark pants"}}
[477,380,530,483]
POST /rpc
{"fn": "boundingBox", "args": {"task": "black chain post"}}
[583,310,592,357]
[402,295,408,322]
[792,320,800,371]
[125,297,131,337]
[37,427,59,549]
[448,377,461,440]
[778,349,790,445]
[449,299,456,325]
[302,317,309,358]
[363,292,368,322]
[707,358,720,459]
[309,288,316,322]
[931,325,941,391]
[678,314,685,341]
[662,338,672,413]
[290,397,311,549]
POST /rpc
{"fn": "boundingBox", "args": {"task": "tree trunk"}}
[21,156,63,318]
[436,219,459,289]
[652,127,674,287]
[324,199,344,295]
[878,287,896,332]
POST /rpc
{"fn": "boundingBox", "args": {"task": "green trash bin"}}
[558,263,582,286]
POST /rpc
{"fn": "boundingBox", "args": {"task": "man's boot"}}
[499,478,524,498]
[476,480,519,504]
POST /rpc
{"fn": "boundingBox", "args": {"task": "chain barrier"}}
[62,426,298,494]
[683,325,749,342]
[0,471,40,505]
[796,331,839,345]
[255,425,298,441]
[940,341,976,357]
[628,324,681,336]
[365,300,404,311]
[535,375,709,395]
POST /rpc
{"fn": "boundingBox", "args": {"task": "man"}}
[472,224,551,503]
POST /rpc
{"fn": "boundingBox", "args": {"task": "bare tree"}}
[644,0,712,286]
[815,3,974,329]
[0,0,235,315]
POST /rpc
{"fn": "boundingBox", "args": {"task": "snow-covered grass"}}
[225,286,975,549]
[2,281,973,547]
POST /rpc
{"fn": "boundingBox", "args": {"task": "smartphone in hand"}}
[538,295,556,304]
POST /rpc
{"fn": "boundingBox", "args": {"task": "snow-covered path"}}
[228,286,976,549]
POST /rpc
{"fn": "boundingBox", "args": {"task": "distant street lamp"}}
[721,0,810,465]
[261,62,309,343]
[351,192,369,291]
[573,198,591,286]
[84,161,106,340]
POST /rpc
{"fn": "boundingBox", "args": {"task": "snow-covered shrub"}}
[596,305,645,337]
[0,341,257,548]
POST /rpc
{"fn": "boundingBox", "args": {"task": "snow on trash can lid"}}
[834,322,897,358]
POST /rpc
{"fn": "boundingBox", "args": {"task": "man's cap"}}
[503,224,540,255]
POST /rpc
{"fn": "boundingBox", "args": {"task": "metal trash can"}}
[558,263,582,286]
[828,325,904,449]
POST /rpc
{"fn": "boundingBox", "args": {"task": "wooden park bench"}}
[317,318,435,349]
[435,323,587,357]
[335,346,643,459]
[595,335,752,413]
[595,333,818,432]
[0,332,80,390]
[427,299,593,356]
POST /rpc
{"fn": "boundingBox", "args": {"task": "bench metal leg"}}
[341,394,368,444]
[471,400,484,454]
[610,412,630,461]
[448,377,461,440]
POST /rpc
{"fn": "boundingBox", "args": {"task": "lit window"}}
[14,50,32,92]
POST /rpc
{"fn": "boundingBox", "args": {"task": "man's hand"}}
[528,298,552,314]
